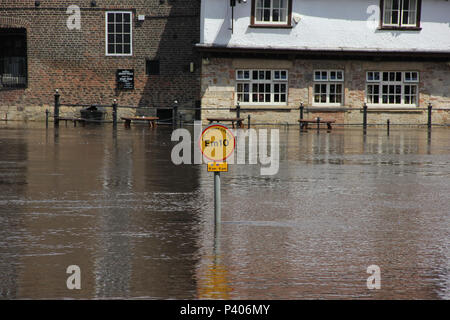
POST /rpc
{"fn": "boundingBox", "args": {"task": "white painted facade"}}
[200,0,450,52]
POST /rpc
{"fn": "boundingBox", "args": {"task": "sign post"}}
[200,124,235,224]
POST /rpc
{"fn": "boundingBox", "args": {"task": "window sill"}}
[249,24,293,29]
[364,106,423,113]
[231,106,292,112]
[378,26,422,31]
[0,86,27,91]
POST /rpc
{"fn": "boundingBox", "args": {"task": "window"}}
[313,70,344,105]
[381,0,421,28]
[106,12,132,56]
[251,0,292,26]
[366,71,419,106]
[0,29,27,89]
[236,69,288,105]
[146,60,160,75]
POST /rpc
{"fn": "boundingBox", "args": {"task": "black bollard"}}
[299,102,304,120]
[427,103,432,129]
[54,89,60,127]
[236,102,241,119]
[317,116,320,131]
[172,100,178,127]
[363,103,367,132]
[387,119,390,136]
[112,99,118,127]
[45,109,49,128]
[248,115,251,129]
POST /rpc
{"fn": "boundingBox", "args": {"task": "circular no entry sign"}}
[200,124,235,162]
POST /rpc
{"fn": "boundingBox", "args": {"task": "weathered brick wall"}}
[0,0,201,119]
[201,57,450,125]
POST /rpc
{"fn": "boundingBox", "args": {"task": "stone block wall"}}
[200,57,450,125]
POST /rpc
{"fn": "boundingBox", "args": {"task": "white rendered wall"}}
[200,0,450,52]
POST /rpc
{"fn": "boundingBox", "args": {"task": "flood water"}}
[0,122,448,300]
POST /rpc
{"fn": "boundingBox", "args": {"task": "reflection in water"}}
[197,225,232,299]
[0,123,448,299]
[0,131,27,299]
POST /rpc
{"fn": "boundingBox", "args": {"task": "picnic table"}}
[121,116,159,128]
[298,118,336,130]
[207,117,245,129]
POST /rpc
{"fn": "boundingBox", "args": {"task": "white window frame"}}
[365,71,419,107]
[235,69,288,106]
[382,0,419,27]
[105,11,133,57]
[313,70,344,106]
[254,0,289,25]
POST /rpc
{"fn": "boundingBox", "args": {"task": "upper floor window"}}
[106,12,132,56]
[251,0,292,27]
[366,71,419,106]
[381,0,421,28]
[236,69,288,105]
[313,70,344,106]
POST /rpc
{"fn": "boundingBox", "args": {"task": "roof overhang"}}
[195,44,450,61]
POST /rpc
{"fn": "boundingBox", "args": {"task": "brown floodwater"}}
[0,122,448,299]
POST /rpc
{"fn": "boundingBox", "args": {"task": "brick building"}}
[0,0,201,121]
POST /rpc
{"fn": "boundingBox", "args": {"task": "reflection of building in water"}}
[95,130,202,298]
[0,134,27,299]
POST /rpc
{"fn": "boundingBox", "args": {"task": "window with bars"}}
[252,0,292,26]
[366,71,419,106]
[236,69,288,105]
[0,29,27,89]
[381,0,421,28]
[313,70,344,105]
[106,12,132,56]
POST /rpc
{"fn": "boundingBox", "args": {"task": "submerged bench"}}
[121,116,159,128]
[298,118,336,130]
[58,117,86,127]
[207,117,245,129]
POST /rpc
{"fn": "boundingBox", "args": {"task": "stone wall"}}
[200,57,450,125]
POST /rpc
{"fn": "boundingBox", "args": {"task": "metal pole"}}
[299,102,304,120]
[387,119,390,136]
[317,116,320,131]
[248,115,251,129]
[54,89,60,127]
[427,103,432,129]
[236,102,241,119]
[363,103,367,132]
[112,99,118,127]
[45,109,49,128]
[214,171,221,225]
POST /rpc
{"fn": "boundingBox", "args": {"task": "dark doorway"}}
[0,28,27,89]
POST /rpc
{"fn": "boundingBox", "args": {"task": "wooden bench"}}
[58,117,86,127]
[121,116,159,128]
[207,117,245,129]
[298,118,336,130]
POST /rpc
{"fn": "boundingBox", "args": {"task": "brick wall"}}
[0,0,201,119]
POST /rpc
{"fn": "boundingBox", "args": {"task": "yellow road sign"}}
[200,124,235,162]
[207,162,228,172]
